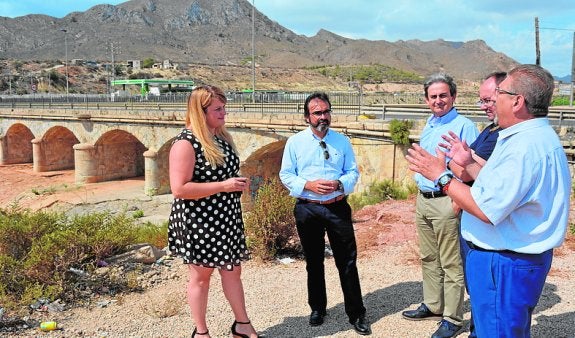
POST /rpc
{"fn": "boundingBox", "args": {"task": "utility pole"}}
[109,42,120,98]
[535,17,541,66]
[111,42,116,93]
[251,0,256,103]
[60,29,69,96]
[570,32,574,107]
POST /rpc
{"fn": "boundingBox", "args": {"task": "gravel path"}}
[10,242,575,338]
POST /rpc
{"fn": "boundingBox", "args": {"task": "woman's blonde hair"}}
[185,85,237,167]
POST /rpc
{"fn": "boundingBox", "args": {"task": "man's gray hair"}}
[424,73,457,98]
[507,64,554,117]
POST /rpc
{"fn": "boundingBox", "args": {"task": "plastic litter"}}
[40,321,57,331]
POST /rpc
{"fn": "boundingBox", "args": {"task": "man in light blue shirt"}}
[406,64,571,338]
[279,92,369,335]
[403,73,478,338]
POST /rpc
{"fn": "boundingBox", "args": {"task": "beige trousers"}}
[415,192,464,326]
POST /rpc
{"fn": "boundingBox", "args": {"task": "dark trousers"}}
[294,198,366,321]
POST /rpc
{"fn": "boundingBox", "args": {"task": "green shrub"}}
[348,179,417,211]
[552,95,571,106]
[142,57,155,68]
[243,178,299,261]
[307,64,423,83]
[0,208,148,312]
[389,119,414,145]
[134,221,168,250]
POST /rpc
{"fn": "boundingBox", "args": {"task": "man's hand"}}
[305,179,339,195]
[405,143,447,181]
[439,131,473,167]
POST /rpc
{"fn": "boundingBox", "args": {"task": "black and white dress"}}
[168,129,249,270]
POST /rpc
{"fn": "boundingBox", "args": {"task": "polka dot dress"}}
[168,129,249,270]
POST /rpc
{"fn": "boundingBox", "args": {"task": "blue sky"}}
[2,0,574,78]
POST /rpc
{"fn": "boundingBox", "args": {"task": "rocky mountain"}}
[0,0,518,81]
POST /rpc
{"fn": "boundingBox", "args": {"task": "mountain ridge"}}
[0,0,519,81]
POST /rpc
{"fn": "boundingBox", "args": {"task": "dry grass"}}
[139,291,186,319]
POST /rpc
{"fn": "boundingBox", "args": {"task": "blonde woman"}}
[168,85,258,338]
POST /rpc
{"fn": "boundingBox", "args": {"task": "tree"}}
[142,58,155,69]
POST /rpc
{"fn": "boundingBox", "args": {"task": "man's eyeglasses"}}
[319,140,330,160]
[476,99,496,107]
[495,87,519,96]
[310,109,332,117]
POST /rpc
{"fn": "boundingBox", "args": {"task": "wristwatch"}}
[436,171,454,192]
[337,180,344,192]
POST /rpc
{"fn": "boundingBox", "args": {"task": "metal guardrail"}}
[1,101,575,125]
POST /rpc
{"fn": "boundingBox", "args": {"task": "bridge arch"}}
[1,123,34,165]
[74,129,147,184]
[240,139,287,205]
[33,126,79,172]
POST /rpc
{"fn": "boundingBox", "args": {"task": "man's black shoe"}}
[431,319,462,338]
[401,303,442,321]
[349,314,371,335]
[309,310,326,326]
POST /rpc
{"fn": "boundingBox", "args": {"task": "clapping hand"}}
[405,143,447,181]
[439,131,473,167]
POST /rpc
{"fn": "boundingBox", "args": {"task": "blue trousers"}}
[465,246,552,338]
[459,236,477,337]
[294,198,366,321]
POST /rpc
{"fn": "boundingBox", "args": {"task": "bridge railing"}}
[1,100,575,125]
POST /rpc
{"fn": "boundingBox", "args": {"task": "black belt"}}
[466,241,517,254]
[419,190,447,198]
[297,194,346,205]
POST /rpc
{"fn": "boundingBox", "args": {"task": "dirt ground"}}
[0,163,421,247]
[1,164,574,337]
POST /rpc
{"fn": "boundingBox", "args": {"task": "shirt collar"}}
[305,126,331,141]
[498,117,549,141]
[428,107,458,126]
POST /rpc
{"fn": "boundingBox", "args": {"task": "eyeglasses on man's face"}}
[476,99,496,107]
[495,87,519,97]
[319,140,330,160]
[310,109,332,117]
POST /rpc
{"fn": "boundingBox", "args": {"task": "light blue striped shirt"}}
[462,118,571,253]
[279,127,359,200]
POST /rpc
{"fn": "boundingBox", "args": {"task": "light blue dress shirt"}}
[461,118,571,254]
[415,107,479,191]
[279,127,359,200]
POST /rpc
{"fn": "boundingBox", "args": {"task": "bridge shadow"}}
[260,281,422,337]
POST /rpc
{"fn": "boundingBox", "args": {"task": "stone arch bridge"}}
[0,107,414,203]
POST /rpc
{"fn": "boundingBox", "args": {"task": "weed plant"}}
[552,95,571,106]
[0,206,167,313]
[132,209,145,218]
[243,178,299,261]
[389,119,414,145]
[348,179,417,211]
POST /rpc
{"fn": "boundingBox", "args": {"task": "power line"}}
[540,27,575,32]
